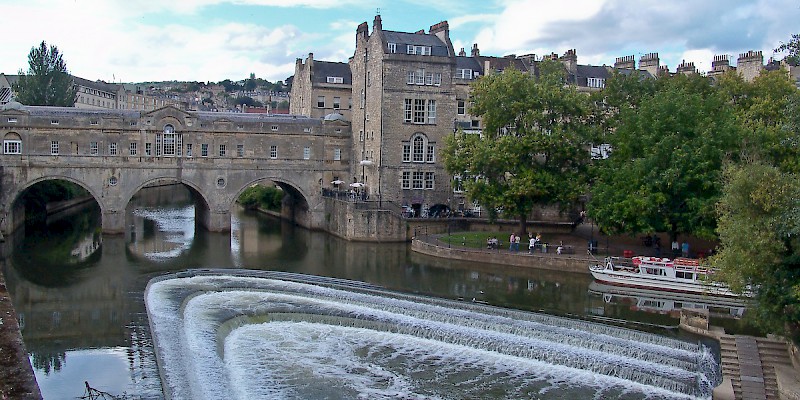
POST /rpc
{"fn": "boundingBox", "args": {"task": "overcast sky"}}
[1,0,797,84]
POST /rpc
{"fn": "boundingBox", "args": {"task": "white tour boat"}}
[589,255,742,297]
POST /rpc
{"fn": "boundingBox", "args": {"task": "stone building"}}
[289,53,353,121]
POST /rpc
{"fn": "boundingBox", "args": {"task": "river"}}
[0,185,756,399]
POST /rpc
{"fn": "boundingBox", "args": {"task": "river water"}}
[0,186,755,399]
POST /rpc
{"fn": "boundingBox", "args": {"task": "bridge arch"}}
[4,175,105,233]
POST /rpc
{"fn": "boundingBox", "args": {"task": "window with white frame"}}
[326,76,343,84]
[401,171,411,189]
[145,142,152,156]
[201,143,208,157]
[406,45,431,55]
[387,43,396,53]
[130,142,138,156]
[219,144,226,157]
[334,148,341,161]
[271,125,278,131]
[413,136,424,162]
[51,141,59,155]
[270,145,277,159]
[109,142,117,156]
[333,97,340,109]
[303,146,310,160]
[407,69,441,86]
[587,77,605,88]
[426,144,435,162]
[4,140,21,154]
[424,172,435,189]
[457,100,466,115]
[7,117,17,123]
[402,134,435,163]
[90,141,98,155]
[412,171,424,189]
[404,99,436,124]
[457,68,473,79]
[317,96,325,108]
[186,143,192,157]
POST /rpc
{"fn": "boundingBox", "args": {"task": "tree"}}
[589,74,739,240]
[443,61,593,233]
[775,33,800,65]
[713,162,800,338]
[13,41,77,106]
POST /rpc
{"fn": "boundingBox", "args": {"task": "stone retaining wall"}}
[411,239,591,273]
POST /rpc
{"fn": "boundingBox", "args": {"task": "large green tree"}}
[589,73,739,240]
[13,41,76,106]
[443,61,593,233]
[713,162,800,338]
[775,33,800,65]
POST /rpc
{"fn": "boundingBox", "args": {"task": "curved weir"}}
[145,270,719,399]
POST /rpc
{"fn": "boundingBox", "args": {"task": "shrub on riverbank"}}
[238,185,283,212]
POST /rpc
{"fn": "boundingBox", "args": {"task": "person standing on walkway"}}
[514,234,521,252]
[529,235,537,254]
[681,241,690,258]
[509,233,515,251]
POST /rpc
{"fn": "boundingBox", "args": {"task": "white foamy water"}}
[145,271,718,399]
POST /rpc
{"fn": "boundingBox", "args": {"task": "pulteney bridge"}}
[0,103,352,235]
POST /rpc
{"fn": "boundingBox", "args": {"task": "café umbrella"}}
[349,182,365,188]
[331,180,345,185]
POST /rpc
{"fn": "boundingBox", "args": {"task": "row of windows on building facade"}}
[316,96,351,109]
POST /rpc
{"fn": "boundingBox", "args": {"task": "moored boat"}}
[589,255,743,297]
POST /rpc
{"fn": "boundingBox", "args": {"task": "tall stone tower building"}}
[350,15,457,215]
[737,50,764,82]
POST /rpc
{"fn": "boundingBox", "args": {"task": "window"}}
[406,45,431,55]
[51,141,59,155]
[4,140,21,154]
[304,127,312,133]
[412,171,424,189]
[51,119,59,125]
[186,143,193,157]
[90,120,98,126]
[163,134,175,156]
[326,76,343,84]
[402,144,411,162]
[237,144,244,157]
[219,144,226,157]
[333,97,341,109]
[145,142,152,156]
[388,43,396,53]
[425,172,435,189]
[457,69,473,79]
[271,125,278,131]
[426,145,435,162]
[303,146,310,160]
[317,96,325,108]
[109,142,117,156]
[129,142,137,156]
[334,148,341,161]
[90,141,99,155]
[407,69,441,86]
[404,99,436,124]
[401,171,411,189]
[588,77,605,88]
[201,143,208,157]
[270,145,277,159]
[457,100,466,115]
[413,136,424,162]
[7,117,17,123]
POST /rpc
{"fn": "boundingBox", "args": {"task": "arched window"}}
[159,124,181,156]
[3,132,22,154]
[402,133,435,163]
[413,136,424,162]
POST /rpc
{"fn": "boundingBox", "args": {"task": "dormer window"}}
[388,43,396,53]
[326,76,343,84]
[407,45,432,56]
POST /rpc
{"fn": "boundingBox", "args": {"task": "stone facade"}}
[0,103,351,236]
[289,53,353,121]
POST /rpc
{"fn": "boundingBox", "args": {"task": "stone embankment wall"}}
[411,239,591,273]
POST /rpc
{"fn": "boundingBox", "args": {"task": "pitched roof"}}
[311,61,352,85]
[383,30,450,57]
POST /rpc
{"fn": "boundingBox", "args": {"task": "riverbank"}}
[0,269,41,399]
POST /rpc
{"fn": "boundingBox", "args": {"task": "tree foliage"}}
[13,41,77,106]
[712,162,800,337]
[589,74,739,240]
[775,33,800,65]
[238,185,284,211]
[443,61,593,232]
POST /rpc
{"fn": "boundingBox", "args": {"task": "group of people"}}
[484,232,567,255]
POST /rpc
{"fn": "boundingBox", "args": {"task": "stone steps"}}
[718,334,794,400]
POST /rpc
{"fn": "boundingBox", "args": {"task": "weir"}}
[145,270,719,400]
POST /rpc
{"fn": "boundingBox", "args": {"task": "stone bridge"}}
[0,104,353,235]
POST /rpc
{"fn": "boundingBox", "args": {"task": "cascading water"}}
[145,270,719,399]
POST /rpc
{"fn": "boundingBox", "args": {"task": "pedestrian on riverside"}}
[681,241,690,258]
[514,234,521,252]
[529,235,537,254]
[509,233,515,251]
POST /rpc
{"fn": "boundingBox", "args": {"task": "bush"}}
[238,185,283,211]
